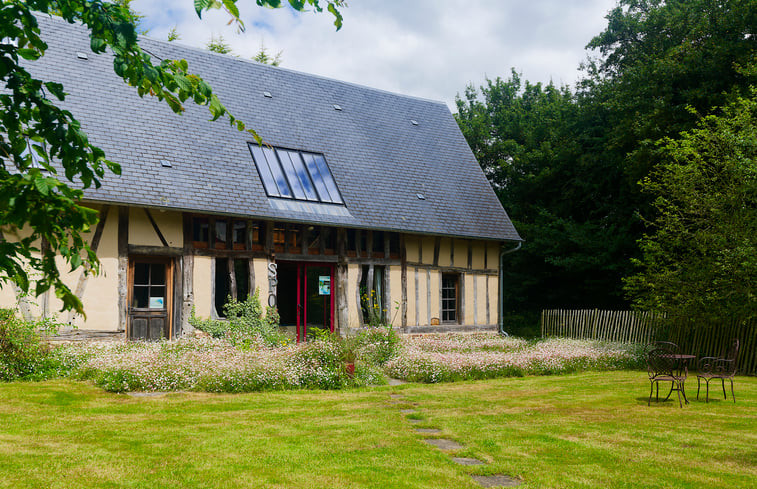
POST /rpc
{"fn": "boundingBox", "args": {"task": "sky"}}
[133,0,619,111]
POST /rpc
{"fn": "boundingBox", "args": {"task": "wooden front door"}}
[128,257,172,340]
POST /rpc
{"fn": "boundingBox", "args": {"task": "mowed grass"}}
[0,372,754,489]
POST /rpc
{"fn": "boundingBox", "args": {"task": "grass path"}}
[0,372,755,488]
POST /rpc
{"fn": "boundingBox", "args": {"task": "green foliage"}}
[189,289,288,346]
[252,41,282,66]
[625,94,757,321]
[355,325,401,366]
[206,34,233,54]
[0,0,343,315]
[0,308,70,381]
[456,72,636,319]
[457,1,757,321]
[166,26,180,42]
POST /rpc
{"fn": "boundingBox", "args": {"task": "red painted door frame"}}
[296,262,335,343]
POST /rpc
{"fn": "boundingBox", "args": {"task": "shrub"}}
[189,289,288,346]
[355,325,401,365]
[0,308,67,381]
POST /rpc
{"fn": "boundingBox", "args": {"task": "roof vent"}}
[263,91,273,98]
[333,104,343,111]
[417,193,426,200]
[76,52,88,60]
[160,159,172,168]
[410,120,419,126]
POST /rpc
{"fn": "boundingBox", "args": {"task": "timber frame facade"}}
[1,16,522,338]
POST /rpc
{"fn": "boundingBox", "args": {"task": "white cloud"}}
[133,0,618,110]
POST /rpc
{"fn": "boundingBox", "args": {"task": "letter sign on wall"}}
[267,262,278,308]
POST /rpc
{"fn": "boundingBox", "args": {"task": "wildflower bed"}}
[48,332,644,393]
[385,334,644,383]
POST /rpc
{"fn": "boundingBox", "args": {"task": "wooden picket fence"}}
[541,309,757,375]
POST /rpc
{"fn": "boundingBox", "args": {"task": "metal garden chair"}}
[647,345,688,408]
[697,339,739,403]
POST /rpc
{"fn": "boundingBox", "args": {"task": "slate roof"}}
[28,15,521,242]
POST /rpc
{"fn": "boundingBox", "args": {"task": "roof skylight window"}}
[248,144,344,205]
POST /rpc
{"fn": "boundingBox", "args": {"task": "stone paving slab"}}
[423,438,465,450]
[400,409,416,414]
[471,475,522,487]
[408,419,423,424]
[388,378,407,386]
[415,428,441,434]
[389,394,405,399]
[452,457,485,466]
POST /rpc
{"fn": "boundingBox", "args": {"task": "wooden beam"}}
[144,208,169,247]
[336,228,348,334]
[400,234,407,329]
[39,237,49,317]
[384,232,391,260]
[128,245,183,256]
[228,257,237,300]
[248,259,255,297]
[433,237,440,266]
[301,225,310,255]
[67,205,110,324]
[426,268,431,327]
[181,212,194,336]
[117,206,128,332]
[467,240,473,269]
[414,267,419,327]
[405,262,498,275]
[191,248,268,259]
[366,231,373,258]
[265,221,274,255]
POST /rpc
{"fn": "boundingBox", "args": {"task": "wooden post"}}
[400,234,407,329]
[336,228,348,334]
[433,237,440,266]
[228,257,237,300]
[117,206,129,333]
[181,213,194,336]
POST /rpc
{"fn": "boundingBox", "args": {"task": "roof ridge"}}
[139,35,448,107]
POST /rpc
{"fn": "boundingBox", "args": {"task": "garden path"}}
[390,391,522,488]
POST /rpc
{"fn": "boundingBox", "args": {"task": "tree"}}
[625,94,757,322]
[253,41,282,66]
[206,34,233,54]
[0,0,344,314]
[456,72,636,334]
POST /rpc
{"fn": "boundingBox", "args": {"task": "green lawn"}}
[0,372,755,488]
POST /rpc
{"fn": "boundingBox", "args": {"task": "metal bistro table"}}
[667,354,697,404]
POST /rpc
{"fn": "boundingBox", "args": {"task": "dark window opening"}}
[214,258,250,318]
[346,229,357,257]
[273,226,286,253]
[232,220,246,250]
[192,217,209,248]
[441,273,459,323]
[323,227,336,255]
[389,233,400,259]
[286,225,300,253]
[359,231,368,257]
[132,262,166,309]
[248,143,344,205]
[307,226,321,255]
[214,220,227,249]
[250,222,264,251]
[360,265,385,326]
[372,231,385,258]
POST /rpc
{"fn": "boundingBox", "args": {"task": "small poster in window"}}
[149,297,164,309]
[318,276,330,295]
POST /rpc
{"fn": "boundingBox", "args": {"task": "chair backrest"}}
[647,348,681,378]
[724,338,740,361]
[719,339,740,375]
[647,341,678,354]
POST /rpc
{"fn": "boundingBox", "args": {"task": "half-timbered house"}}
[1,15,522,340]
